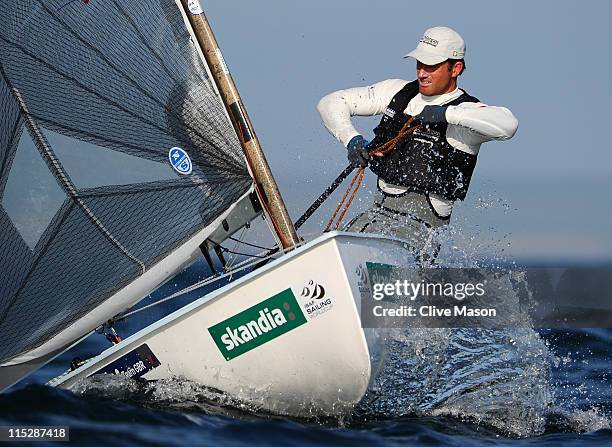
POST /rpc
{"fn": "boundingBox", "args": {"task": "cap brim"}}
[403,48,448,65]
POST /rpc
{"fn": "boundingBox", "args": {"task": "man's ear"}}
[451,60,464,78]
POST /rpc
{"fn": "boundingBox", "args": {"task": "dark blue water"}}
[2,261,611,446]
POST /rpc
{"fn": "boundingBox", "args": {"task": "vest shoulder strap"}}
[444,90,480,107]
[386,80,420,115]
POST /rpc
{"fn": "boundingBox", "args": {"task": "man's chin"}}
[419,85,433,96]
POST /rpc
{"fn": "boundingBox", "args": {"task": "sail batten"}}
[0,0,254,376]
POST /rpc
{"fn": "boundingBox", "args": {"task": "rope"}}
[324,167,365,231]
[324,117,422,231]
[335,167,365,227]
[225,228,246,271]
[228,236,272,251]
[372,116,420,157]
[209,239,269,259]
[294,164,355,229]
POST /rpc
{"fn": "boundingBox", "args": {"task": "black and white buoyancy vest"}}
[369,80,480,201]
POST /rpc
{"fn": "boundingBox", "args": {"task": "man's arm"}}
[445,102,519,144]
[317,79,409,147]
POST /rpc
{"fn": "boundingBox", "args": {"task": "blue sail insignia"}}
[168,147,193,175]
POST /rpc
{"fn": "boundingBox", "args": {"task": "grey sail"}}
[0,0,254,387]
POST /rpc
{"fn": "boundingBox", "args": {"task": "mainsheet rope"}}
[324,117,421,231]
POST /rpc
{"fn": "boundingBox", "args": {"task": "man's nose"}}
[417,67,429,78]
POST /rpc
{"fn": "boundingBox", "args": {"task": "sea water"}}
[1,256,611,446]
[1,329,610,446]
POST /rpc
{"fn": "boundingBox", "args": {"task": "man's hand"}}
[347,135,370,167]
[417,105,447,124]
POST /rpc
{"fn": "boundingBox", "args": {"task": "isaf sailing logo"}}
[301,280,326,300]
[299,280,334,319]
[168,146,193,175]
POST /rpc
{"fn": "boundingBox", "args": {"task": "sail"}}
[0,0,253,381]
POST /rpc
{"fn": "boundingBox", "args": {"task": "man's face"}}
[416,60,460,96]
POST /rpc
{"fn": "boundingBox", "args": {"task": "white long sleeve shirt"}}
[317,79,518,216]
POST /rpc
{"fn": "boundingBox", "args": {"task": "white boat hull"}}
[50,232,411,416]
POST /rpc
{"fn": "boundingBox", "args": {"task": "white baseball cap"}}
[404,26,466,65]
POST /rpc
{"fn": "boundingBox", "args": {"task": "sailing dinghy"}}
[0,0,412,416]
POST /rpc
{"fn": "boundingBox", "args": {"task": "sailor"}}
[317,26,518,264]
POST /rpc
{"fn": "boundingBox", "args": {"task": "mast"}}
[177,0,299,250]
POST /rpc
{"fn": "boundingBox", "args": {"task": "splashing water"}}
[357,327,554,437]
[348,190,609,438]
[70,374,269,419]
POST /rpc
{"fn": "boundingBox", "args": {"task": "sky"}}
[199,0,612,262]
[4,0,609,263]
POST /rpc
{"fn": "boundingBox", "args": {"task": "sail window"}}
[44,129,179,189]
[1,130,67,250]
